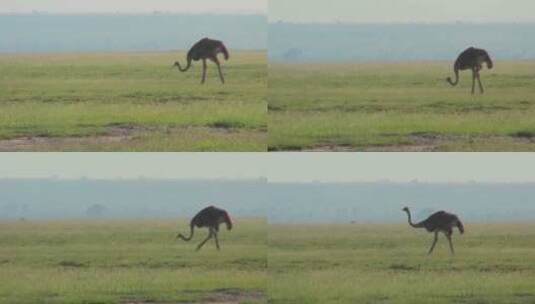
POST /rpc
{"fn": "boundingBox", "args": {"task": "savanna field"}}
[1,219,535,303]
[0,51,266,151]
[0,219,267,304]
[268,61,535,151]
[268,223,535,304]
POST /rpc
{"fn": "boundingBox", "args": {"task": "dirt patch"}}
[299,134,443,151]
[300,143,438,152]
[307,104,389,113]
[201,289,265,304]
[207,121,247,130]
[389,263,421,272]
[366,133,535,151]
[121,289,265,304]
[268,144,305,151]
[105,123,154,136]
[0,134,133,151]
[510,130,535,139]
[301,144,357,152]
[362,144,440,152]
[0,124,251,151]
[425,101,512,113]
[281,132,449,152]
[0,124,142,151]
[267,104,286,112]
[296,132,530,152]
[402,132,449,151]
[58,260,87,268]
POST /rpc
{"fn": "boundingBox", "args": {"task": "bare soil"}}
[122,289,265,304]
[200,288,265,304]
[0,125,141,151]
[0,124,246,151]
[302,133,535,152]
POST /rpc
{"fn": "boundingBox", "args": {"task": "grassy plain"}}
[269,61,535,151]
[269,223,535,304]
[0,219,267,304]
[0,51,266,151]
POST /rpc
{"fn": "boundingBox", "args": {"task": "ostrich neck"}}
[404,210,420,228]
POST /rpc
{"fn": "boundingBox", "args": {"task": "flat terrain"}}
[0,219,267,304]
[0,51,266,151]
[269,223,535,304]
[269,61,535,151]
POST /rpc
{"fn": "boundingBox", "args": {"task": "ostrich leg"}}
[196,229,213,251]
[213,57,225,84]
[471,69,476,95]
[476,70,484,94]
[201,59,207,84]
[214,231,221,250]
[446,233,455,255]
[428,231,439,255]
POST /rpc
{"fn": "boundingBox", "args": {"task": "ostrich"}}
[447,47,493,95]
[402,207,464,255]
[176,206,232,251]
[173,38,229,84]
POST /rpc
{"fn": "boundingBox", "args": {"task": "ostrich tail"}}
[177,224,194,241]
[447,67,459,86]
[456,219,465,234]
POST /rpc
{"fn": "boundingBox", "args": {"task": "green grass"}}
[3,219,534,303]
[268,61,535,151]
[0,219,267,304]
[269,223,535,304]
[0,51,267,151]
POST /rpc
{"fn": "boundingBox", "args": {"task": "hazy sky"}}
[270,0,535,23]
[1,153,535,183]
[0,0,266,14]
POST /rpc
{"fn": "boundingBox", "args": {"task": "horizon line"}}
[269,20,535,25]
[1,177,535,185]
[0,11,266,16]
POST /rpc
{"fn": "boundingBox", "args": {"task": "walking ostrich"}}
[173,38,229,84]
[447,47,493,95]
[176,206,232,251]
[402,207,464,255]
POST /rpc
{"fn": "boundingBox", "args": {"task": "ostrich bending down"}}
[447,47,493,95]
[176,206,232,251]
[402,207,464,255]
[173,38,229,84]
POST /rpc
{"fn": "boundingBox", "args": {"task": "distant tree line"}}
[270,22,535,62]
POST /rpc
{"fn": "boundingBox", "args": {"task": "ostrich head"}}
[480,51,493,69]
[486,56,493,69]
[172,61,180,68]
[222,211,232,230]
[402,206,409,212]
